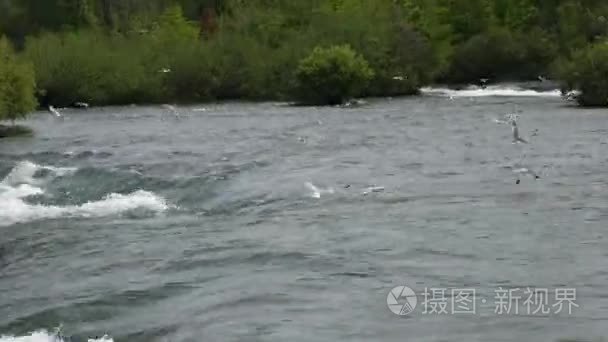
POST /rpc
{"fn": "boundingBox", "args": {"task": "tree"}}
[0,37,37,124]
[557,41,608,106]
[294,45,374,105]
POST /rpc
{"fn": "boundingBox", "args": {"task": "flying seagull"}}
[494,113,519,125]
[48,105,62,118]
[305,182,334,199]
[514,167,540,184]
[511,120,528,144]
[162,104,180,119]
[362,186,385,195]
[479,78,489,89]
[73,102,89,109]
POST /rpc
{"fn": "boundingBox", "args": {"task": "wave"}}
[0,330,113,342]
[2,161,77,187]
[420,85,562,98]
[0,161,170,227]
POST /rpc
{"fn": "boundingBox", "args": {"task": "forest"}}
[1,0,608,118]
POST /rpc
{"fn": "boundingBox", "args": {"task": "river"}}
[1,85,607,342]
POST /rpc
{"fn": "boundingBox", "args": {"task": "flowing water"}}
[1,86,607,342]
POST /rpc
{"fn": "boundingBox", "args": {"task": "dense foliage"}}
[1,0,608,106]
[294,45,374,105]
[557,42,608,106]
[0,37,37,123]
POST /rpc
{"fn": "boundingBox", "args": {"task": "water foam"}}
[0,161,169,226]
[420,85,562,98]
[0,331,113,342]
[2,161,77,186]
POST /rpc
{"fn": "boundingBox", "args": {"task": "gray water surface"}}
[1,90,608,342]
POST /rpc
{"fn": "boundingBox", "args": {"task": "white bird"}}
[305,182,334,199]
[159,68,172,73]
[513,167,540,184]
[563,90,580,102]
[362,186,385,195]
[392,75,406,81]
[511,120,528,144]
[73,102,89,109]
[162,104,180,119]
[48,105,62,118]
[479,78,489,89]
[494,113,519,125]
[494,118,510,124]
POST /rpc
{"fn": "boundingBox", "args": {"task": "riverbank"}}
[0,125,33,138]
[4,1,608,109]
[35,82,571,111]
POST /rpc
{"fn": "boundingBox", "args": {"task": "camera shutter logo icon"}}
[387,286,417,315]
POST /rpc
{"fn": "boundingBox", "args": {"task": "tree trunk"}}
[199,4,218,39]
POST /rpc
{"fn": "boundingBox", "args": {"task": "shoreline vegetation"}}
[1,0,608,135]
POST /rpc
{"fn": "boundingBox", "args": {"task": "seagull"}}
[563,90,580,102]
[159,68,172,73]
[511,120,528,144]
[495,113,531,144]
[537,75,548,82]
[73,102,89,108]
[494,113,519,125]
[392,75,406,81]
[494,117,510,125]
[362,186,385,195]
[162,104,180,119]
[479,78,489,89]
[305,182,334,199]
[514,167,540,184]
[48,105,62,118]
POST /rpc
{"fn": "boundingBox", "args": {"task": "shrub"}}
[367,23,437,96]
[518,28,558,79]
[24,31,162,106]
[293,45,374,105]
[0,37,37,124]
[446,28,525,83]
[557,42,608,107]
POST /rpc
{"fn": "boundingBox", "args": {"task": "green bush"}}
[557,42,608,107]
[24,31,164,106]
[367,23,437,96]
[0,37,37,124]
[293,45,374,105]
[446,28,525,83]
[23,5,200,107]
